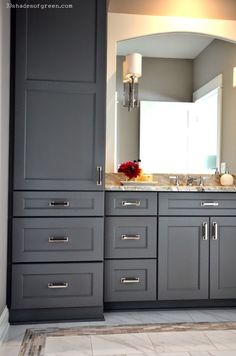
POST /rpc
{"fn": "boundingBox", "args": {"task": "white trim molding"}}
[0,307,9,344]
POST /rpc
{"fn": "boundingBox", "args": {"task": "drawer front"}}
[104,259,156,302]
[105,192,157,216]
[13,191,104,216]
[159,192,236,216]
[11,263,103,309]
[12,218,104,262]
[105,217,157,259]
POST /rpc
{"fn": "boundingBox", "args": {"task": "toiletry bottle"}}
[220,171,234,186]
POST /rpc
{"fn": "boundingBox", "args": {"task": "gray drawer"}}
[11,263,103,309]
[105,192,157,216]
[105,217,157,259]
[12,218,104,262]
[159,192,236,216]
[104,259,156,302]
[13,191,104,216]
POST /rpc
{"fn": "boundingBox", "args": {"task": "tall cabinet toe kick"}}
[9,0,107,323]
[104,191,236,311]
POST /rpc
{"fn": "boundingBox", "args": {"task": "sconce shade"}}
[123,53,142,80]
[122,53,142,111]
[233,67,236,87]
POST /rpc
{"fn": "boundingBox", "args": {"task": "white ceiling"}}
[117,33,215,59]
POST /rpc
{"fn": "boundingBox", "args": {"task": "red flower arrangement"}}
[118,160,142,180]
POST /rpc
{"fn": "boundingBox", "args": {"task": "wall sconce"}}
[123,53,142,111]
[233,67,236,88]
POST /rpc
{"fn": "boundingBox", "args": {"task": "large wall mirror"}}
[115,33,236,173]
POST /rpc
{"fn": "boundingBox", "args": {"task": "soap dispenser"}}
[220,171,234,186]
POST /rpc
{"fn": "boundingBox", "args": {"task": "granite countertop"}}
[105,173,236,192]
[105,184,236,192]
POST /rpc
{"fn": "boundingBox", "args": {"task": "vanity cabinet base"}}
[9,306,104,324]
[105,299,236,311]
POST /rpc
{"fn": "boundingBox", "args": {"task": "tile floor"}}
[1,309,236,355]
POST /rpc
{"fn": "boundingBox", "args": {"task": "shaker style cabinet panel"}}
[104,259,156,302]
[11,263,103,309]
[12,218,104,263]
[158,217,209,300]
[159,193,236,216]
[106,192,157,216]
[13,191,104,217]
[158,199,236,302]
[13,0,106,190]
[210,217,236,299]
[105,217,157,259]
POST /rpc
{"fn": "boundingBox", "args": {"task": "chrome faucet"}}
[169,175,179,186]
[187,175,204,186]
[199,176,204,187]
[186,176,198,186]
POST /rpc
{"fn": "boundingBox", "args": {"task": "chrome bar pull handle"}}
[49,201,70,207]
[48,237,69,243]
[97,166,103,186]
[121,234,141,240]
[202,222,208,240]
[212,222,218,240]
[201,201,219,207]
[121,277,140,284]
[122,200,141,207]
[48,282,69,289]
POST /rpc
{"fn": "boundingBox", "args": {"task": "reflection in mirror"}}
[140,79,222,174]
[116,34,236,173]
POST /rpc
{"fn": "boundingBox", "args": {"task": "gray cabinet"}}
[159,192,236,216]
[13,191,104,217]
[13,0,106,190]
[105,192,158,303]
[210,217,236,299]
[105,259,156,302]
[105,217,157,259]
[10,0,106,323]
[158,193,236,301]
[158,217,209,300]
[11,263,103,309]
[12,218,104,263]
[106,192,157,216]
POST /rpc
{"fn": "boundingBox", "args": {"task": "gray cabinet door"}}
[13,0,106,190]
[105,217,157,259]
[210,217,236,299]
[12,218,104,263]
[11,263,103,309]
[158,217,209,300]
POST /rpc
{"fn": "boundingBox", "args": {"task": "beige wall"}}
[109,0,236,20]
[0,0,10,314]
[116,56,193,165]
[194,39,236,173]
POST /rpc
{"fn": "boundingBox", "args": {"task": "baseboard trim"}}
[0,307,9,344]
